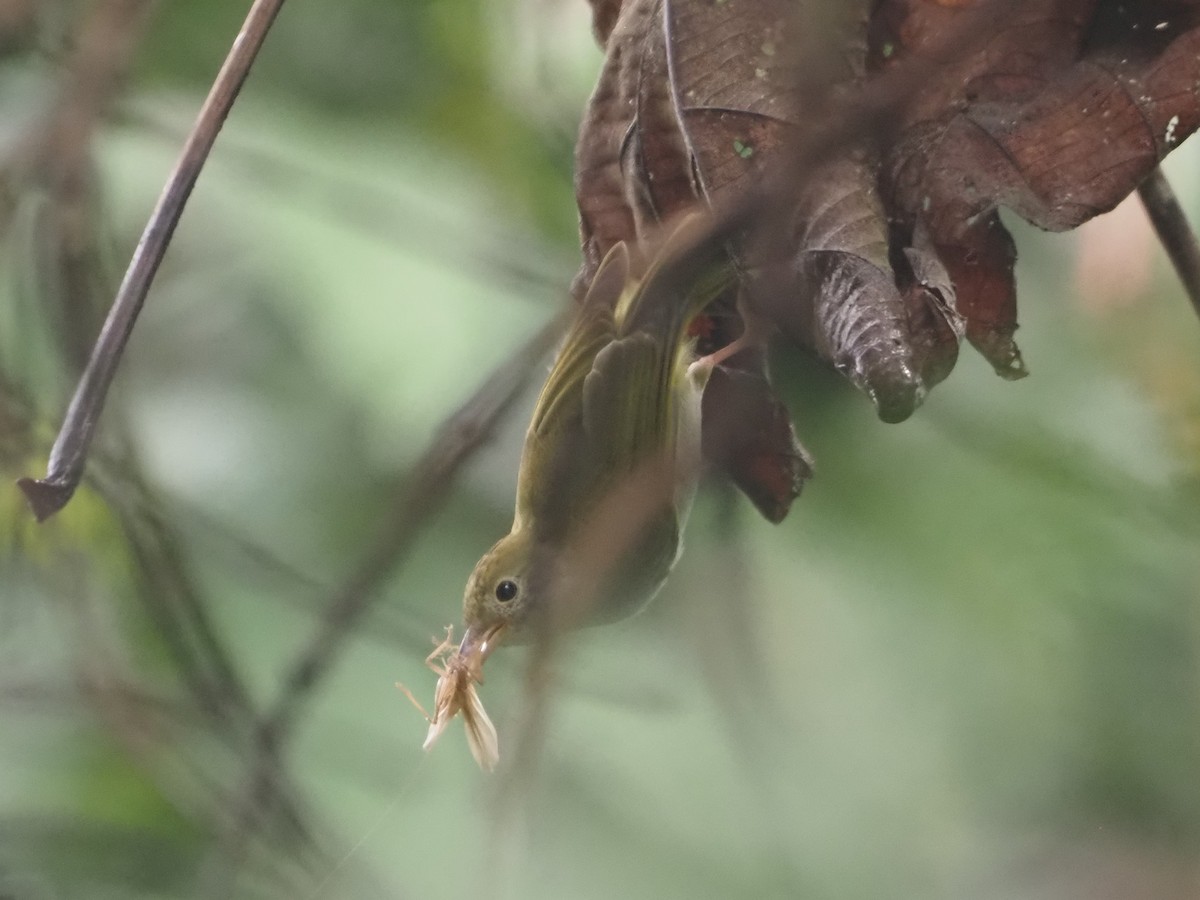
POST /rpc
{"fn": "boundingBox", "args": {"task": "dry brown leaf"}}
[579,0,1200,509]
[881,0,1200,375]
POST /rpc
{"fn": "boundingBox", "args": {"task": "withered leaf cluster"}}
[574,0,1200,521]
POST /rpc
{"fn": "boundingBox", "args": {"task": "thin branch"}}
[204,313,566,892]
[111,476,256,725]
[17,0,288,522]
[24,0,157,366]
[1138,166,1200,322]
[269,314,564,740]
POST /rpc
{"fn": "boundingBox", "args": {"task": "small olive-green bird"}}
[419,214,742,767]
[456,214,739,665]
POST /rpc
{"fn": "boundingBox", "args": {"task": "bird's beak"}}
[458,622,507,665]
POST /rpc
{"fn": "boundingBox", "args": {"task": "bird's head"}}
[460,529,542,655]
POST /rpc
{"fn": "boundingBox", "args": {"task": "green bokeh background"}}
[2,2,1199,897]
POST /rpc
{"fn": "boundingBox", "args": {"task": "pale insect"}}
[398,626,500,771]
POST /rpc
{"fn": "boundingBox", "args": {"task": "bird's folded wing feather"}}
[527,242,629,439]
[582,332,672,475]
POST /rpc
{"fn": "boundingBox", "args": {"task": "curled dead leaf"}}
[577,0,1200,508]
[401,627,499,772]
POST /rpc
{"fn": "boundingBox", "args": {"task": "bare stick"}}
[204,314,566,886]
[17,0,288,522]
[267,314,565,742]
[1138,166,1200,322]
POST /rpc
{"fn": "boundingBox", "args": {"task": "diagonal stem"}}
[17,0,288,522]
[265,315,565,744]
[204,314,566,892]
[1138,166,1200,322]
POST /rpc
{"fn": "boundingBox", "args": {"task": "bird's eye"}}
[495,579,518,602]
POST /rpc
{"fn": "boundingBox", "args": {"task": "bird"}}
[418,213,745,769]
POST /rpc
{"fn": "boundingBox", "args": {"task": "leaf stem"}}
[1138,166,1200,323]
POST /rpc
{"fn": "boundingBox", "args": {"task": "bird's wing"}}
[582,331,673,474]
[527,243,629,438]
[581,334,687,619]
[580,213,732,474]
[515,243,630,529]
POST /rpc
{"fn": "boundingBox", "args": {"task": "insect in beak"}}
[400,624,507,771]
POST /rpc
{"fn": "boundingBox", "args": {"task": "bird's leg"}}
[692,289,763,372]
[691,320,759,374]
[697,333,750,370]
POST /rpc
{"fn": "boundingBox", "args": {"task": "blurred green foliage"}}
[1,2,1200,898]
